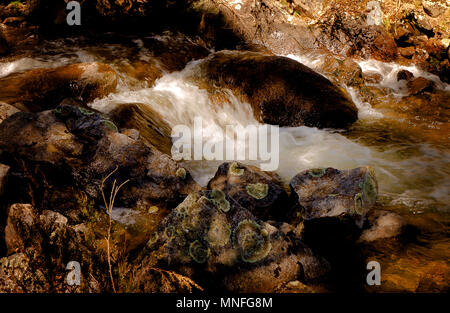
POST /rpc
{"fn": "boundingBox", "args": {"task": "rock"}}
[0,62,118,112]
[4,204,37,255]
[363,72,383,84]
[359,210,406,242]
[0,104,200,211]
[0,101,20,123]
[109,102,173,155]
[397,69,414,81]
[289,167,378,227]
[407,77,435,95]
[118,60,163,87]
[138,191,329,292]
[207,162,290,221]
[399,46,416,59]
[0,253,49,292]
[201,51,358,128]
[0,163,9,196]
[422,1,447,18]
[1,203,117,292]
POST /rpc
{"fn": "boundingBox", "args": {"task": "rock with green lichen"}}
[0,104,200,213]
[207,162,290,221]
[138,190,329,292]
[290,166,379,227]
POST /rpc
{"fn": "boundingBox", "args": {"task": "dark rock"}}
[109,102,172,155]
[0,105,200,211]
[0,62,118,112]
[397,69,414,81]
[201,51,358,128]
[398,46,416,58]
[289,167,378,227]
[207,162,290,221]
[0,30,9,55]
[407,77,435,95]
[138,190,329,292]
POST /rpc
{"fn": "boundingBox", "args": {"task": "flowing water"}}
[1,34,449,291]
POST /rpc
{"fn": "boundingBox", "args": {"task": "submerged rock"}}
[359,210,406,242]
[138,190,329,292]
[0,104,200,211]
[290,167,378,227]
[0,62,118,112]
[207,162,290,221]
[201,51,358,128]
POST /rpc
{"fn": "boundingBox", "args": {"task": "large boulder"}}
[0,104,200,212]
[0,62,118,112]
[200,51,358,128]
[289,166,379,227]
[207,162,290,221]
[137,190,329,292]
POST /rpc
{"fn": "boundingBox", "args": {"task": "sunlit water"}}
[1,36,449,291]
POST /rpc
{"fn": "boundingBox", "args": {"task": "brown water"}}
[1,35,448,292]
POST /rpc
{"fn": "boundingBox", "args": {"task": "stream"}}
[1,33,449,292]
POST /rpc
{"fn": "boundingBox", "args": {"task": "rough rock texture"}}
[0,104,200,211]
[290,167,379,227]
[201,51,358,128]
[137,190,329,292]
[0,62,118,112]
[109,102,173,155]
[207,162,290,221]
[407,77,435,95]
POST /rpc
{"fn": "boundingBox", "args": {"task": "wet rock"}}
[0,62,118,112]
[139,191,329,292]
[0,101,20,123]
[407,77,435,95]
[0,163,9,196]
[289,167,378,227]
[109,102,172,155]
[0,104,200,211]
[399,46,416,59]
[363,72,383,84]
[397,69,414,81]
[201,51,358,128]
[359,210,406,242]
[207,162,290,221]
